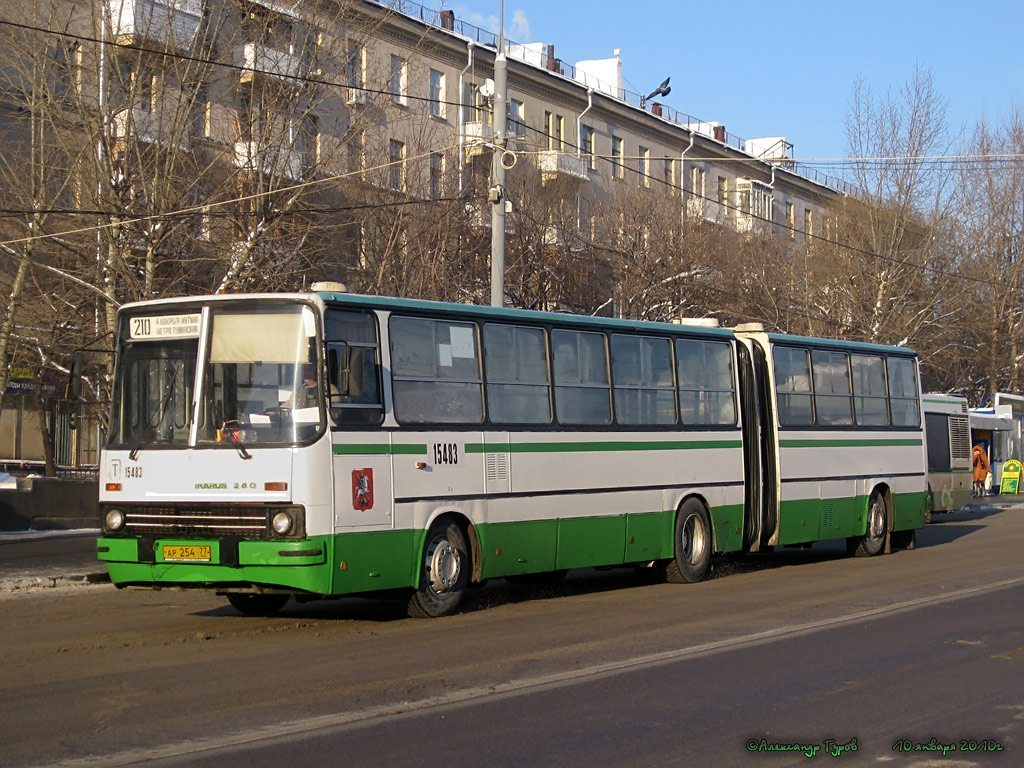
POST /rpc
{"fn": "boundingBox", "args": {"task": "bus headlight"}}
[271,511,293,536]
[104,508,125,532]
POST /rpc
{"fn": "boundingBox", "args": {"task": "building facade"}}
[0,0,853,467]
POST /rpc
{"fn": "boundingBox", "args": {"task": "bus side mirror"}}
[333,346,364,397]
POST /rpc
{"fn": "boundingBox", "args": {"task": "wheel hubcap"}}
[425,536,460,593]
[683,514,707,565]
[870,501,886,538]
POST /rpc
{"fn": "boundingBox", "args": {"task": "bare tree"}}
[813,65,967,384]
[949,110,1024,400]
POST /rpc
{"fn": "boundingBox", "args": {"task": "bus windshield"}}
[109,303,324,449]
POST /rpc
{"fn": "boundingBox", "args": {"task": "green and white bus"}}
[922,394,973,516]
[96,289,929,617]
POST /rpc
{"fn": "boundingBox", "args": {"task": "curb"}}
[0,570,110,595]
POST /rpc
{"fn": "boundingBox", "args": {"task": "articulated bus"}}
[96,290,928,617]
[922,394,973,516]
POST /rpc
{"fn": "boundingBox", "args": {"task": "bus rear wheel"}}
[407,519,469,618]
[849,491,887,557]
[665,499,712,584]
[226,593,290,616]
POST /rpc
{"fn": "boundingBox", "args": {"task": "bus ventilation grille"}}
[949,417,971,461]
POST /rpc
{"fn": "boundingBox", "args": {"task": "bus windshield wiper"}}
[129,427,156,461]
[228,429,252,461]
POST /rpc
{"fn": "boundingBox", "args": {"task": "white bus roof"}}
[922,394,969,415]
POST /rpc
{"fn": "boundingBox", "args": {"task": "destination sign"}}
[129,313,201,340]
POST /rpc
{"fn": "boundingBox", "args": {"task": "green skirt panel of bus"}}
[97,501,749,595]
[776,490,928,546]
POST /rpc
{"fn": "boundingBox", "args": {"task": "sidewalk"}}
[0,528,108,595]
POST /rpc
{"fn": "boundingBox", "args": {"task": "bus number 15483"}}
[433,443,458,465]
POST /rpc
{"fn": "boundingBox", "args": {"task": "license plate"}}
[162,545,212,562]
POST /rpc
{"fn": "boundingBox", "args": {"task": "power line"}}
[0,142,466,248]
[0,17,1016,293]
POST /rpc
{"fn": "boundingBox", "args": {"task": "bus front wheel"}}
[407,519,469,618]
[665,499,712,584]
[849,491,887,557]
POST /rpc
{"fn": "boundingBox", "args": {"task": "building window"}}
[389,139,405,191]
[507,99,524,135]
[429,152,443,199]
[52,42,80,98]
[663,157,675,187]
[190,84,209,138]
[579,197,592,240]
[346,129,364,174]
[346,42,364,87]
[545,112,563,150]
[122,63,157,113]
[739,188,751,215]
[717,177,728,207]
[611,135,623,179]
[390,55,407,105]
[690,166,705,199]
[804,208,814,238]
[581,125,595,169]
[638,146,650,187]
[462,81,477,124]
[429,69,445,118]
[346,41,364,102]
[301,113,319,171]
[786,202,795,239]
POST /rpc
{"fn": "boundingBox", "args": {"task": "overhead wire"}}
[0,16,1019,295]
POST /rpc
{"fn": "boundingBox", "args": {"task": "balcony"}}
[112,107,189,152]
[686,198,729,225]
[237,42,307,85]
[537,150,588,182]
[461,120,493,158]
[106,0,201,51]
[234,141,302,179]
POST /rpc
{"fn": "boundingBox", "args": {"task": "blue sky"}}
[451,1,1024,170]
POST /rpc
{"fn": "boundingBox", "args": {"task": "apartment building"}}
[0,0,852,466]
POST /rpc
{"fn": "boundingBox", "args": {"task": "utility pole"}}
[489,0,507,308]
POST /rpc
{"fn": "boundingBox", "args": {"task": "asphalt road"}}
[2,501,1022,767]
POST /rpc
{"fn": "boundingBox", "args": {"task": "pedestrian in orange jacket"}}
[973,444,990,496]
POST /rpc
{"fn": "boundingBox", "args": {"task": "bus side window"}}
[812,349,853,426]
[611,334,676,426]
[887,356,921,427]
[324,310,383,426]
[773,346,813,427]
[390,316,484,424]
[851,354,888,425]
[551,329,611,426]
[677,339,736,426]
[483,323,552,424]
